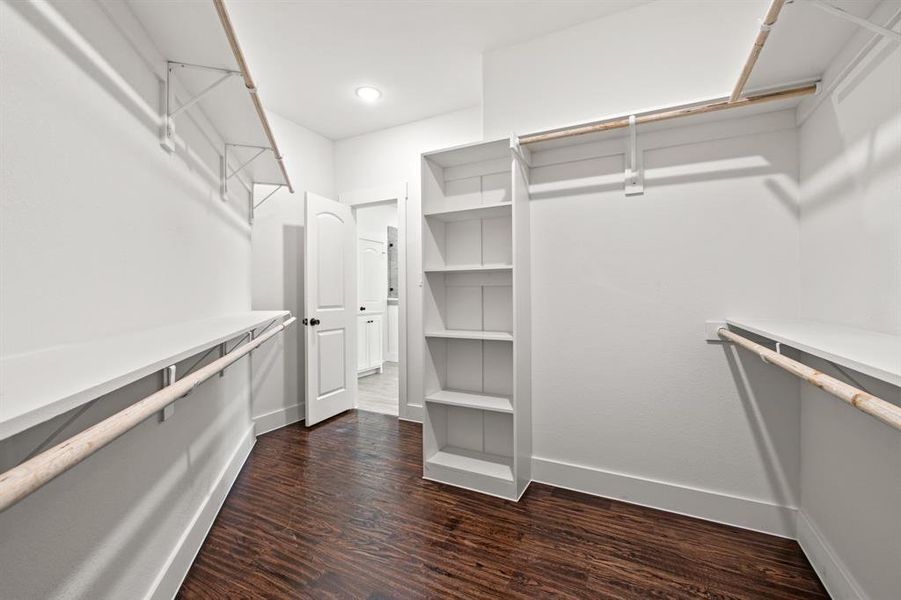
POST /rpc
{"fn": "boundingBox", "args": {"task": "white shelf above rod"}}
[714,325,901,432]
[0,316,298,512]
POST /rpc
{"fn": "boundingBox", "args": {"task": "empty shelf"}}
[427,447,514,482]
[425,329,513,341]
[425,390,513,413]
[423,202,512,222]
[0,310,290,440]
[726,318,901,387]
[423,264,513,274]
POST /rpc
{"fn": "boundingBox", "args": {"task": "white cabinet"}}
[357,313,384,375]
[420,138,531,501]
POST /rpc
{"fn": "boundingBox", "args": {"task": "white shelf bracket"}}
[160,61,240,153]
[802,1,901,43]
[624,115,644,196]
[160,365,176,422]
[253,182,288,211]
[222,143,271,199]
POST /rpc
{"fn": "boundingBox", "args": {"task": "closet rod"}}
[718,328,901,432]
[0,317,298,513]
[519,83,816,145]
[730,0,787,101]
[212,0,294,194]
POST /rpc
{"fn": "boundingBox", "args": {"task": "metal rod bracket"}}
[219,343,227,377]
[624,115,644,196]
[160,365,176,422]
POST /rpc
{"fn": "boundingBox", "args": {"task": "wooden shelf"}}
[726,318,901,387]
[426,447,514,482]
[0,311,290,440]
[425,329,513,342]
[425,390,513,413]
[424,202,512,222]
[423,264,513,274]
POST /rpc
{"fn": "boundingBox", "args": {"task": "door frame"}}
[339,183,409,420]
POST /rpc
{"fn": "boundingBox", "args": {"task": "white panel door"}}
[367,314,383,370]
[358,237,387,315]
[304,192,356,426]
[357,315,368,372]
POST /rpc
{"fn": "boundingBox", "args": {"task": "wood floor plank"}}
[177,411,827,599]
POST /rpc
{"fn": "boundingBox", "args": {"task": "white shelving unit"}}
[421,139,532,500]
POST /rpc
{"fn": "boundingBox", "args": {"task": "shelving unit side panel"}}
[512,155,533,497]
[423,337,448,396]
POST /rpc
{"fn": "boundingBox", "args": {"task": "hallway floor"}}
[357,361,398,416]
[177,411,827,599]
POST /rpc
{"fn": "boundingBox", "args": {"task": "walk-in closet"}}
[1,1,898,598]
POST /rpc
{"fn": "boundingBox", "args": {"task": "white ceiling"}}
[225,0,649,140]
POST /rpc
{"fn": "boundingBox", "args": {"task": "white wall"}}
[795,5,901,597]
[250,111,335,433]
[482,0,766,139]
[525,111,803,536]
[0,1,291,597]
[356,203,398,241]
[335,106,483,419]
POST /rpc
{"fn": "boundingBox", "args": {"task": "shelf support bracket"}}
[624,115,644,196]
[222,143,271,199]
[802,1,901,42]
[160,61,241,153]
[226,145,270,180]
[253,183,288,209]
[160,365,176,422]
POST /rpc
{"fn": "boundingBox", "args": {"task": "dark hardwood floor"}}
[177,411,827,599]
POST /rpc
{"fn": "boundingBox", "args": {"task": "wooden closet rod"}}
[0,317,298,513]
[730,0,787,101]
[718,328,901,432]
[519,83,817,146]
[212,0,294,194]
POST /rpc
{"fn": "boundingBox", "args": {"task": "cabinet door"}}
[357,315,368,372]
[367,315,383,369]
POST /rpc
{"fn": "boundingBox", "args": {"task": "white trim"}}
[401,403,423,424]
[796,510,866,600]
[339,182,409,421]
[145,425,256,600]
[253,403,303,436]
[532,456,797,538]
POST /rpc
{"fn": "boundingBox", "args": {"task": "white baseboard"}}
[253,403,303,436]
[146,425,256,600]
[532,456,797,538]
[796,510,865,600]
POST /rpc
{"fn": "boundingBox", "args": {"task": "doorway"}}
[341,183,408,419]
[354,201,399,415]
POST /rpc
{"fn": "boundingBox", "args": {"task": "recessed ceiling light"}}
[355,86,382,102]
